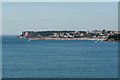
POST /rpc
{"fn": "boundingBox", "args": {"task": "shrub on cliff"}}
[107,34,120,41]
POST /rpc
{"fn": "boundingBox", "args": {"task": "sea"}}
[2,35,118,78]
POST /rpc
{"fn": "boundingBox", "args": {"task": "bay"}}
[2,35,118,78]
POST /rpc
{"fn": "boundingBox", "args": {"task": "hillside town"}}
[18,30,120,42]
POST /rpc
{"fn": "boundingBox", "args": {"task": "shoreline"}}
[29,37,106,41]
[18,37,120,42]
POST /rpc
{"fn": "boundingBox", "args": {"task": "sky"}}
[1,0,119,2]
[2,2,118,35]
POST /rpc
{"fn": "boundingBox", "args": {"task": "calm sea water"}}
[2,35,118,78]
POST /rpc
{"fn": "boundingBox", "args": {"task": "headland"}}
[18,30,120,42]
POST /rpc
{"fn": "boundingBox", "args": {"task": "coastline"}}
[18,30,120,42]
[29,37,106,41]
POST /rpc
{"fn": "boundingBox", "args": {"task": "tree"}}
[102,29,106,34]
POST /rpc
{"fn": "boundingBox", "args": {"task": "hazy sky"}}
[2,2,118,35]
[2,0,119,2]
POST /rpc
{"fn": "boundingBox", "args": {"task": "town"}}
[18,30,120,42]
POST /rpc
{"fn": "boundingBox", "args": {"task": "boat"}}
[95,40,98,42]
[29,38,31,42]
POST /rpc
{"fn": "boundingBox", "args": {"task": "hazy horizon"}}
[2,2,118,35]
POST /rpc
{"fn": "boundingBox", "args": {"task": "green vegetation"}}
[106,34,120,42]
